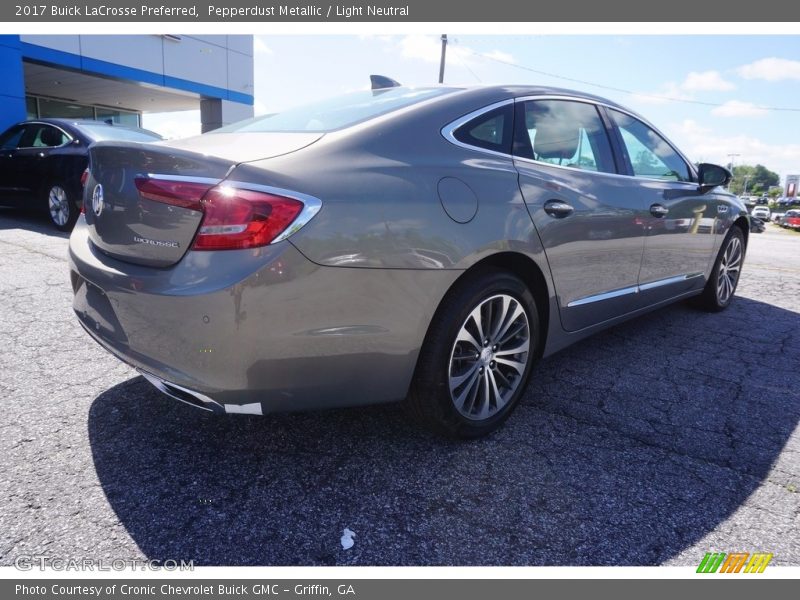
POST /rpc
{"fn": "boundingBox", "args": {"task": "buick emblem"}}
[91,184,104,217]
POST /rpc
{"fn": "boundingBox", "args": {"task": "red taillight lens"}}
[134,177,306,251]
[134,177,213,211]
[80,168,89,188]
[192,186,303,250]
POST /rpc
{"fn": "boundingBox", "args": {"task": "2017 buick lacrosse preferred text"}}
[69,84,747,438]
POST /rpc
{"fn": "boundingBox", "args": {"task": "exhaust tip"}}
[138,370,225,414]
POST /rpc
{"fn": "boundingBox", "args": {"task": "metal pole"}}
[438,34,448,84]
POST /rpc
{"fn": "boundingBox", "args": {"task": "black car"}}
[0,119,162,231]
[749,216,766,233]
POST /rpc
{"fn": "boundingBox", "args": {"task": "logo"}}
[697,552,773,573]
[91,184,104,217]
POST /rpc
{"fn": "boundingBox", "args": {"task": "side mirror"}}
[697,163,732,193]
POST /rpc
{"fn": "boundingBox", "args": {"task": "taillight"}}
[193,186,303,250]
[80,169,89,214]
[134,177,307,251]
[134,177,213,211]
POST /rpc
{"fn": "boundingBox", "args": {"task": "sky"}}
[143,34,800,181]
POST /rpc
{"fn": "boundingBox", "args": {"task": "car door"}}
[11,124,72,204]
[0,125,26,203]
[512,98,649,332]
[605,108,719,305]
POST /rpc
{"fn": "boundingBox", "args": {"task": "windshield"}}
[77,123,162,142]
[214,87,454,133]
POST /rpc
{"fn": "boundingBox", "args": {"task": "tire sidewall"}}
[417,270,539,437]
[705,226,745,311]
[43,182,78,232]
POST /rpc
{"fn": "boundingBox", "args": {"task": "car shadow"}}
[87,296,800,566]
[0,208,70,239]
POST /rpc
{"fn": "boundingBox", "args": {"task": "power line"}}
[465,48,800,113]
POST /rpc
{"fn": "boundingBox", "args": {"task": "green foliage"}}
[729,164,780,196]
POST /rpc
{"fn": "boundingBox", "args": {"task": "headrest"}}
[533,119,579,160]
[40,128,63,146]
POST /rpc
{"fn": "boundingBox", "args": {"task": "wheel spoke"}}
[456,328,481,351]
[448,292,532,421]
[453,368,481,412]
[468,306,485,345]
[495,356,526,375]
[495,303,525,345]
[450,361,480,391]
[495,338,529,357]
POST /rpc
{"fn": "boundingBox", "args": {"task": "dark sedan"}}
[0,119,161,231]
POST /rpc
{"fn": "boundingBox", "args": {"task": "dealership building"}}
[0,34,254,134]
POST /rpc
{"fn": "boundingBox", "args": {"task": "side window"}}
[30,125,70,148]
[453,104,513,154]
[608,110,692,182]
[0,126,24,150]
[513,100,616,174]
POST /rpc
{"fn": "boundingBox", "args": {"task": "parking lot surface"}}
[1,210,798,566]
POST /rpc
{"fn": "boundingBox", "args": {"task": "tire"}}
[404,269,540,438]
[695,226,745,312]
[43,182,79,232]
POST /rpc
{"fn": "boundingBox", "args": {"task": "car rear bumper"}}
[69,217,459,414]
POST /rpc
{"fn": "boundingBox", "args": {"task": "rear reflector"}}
[80,169,89,214]
[133,177,307,251]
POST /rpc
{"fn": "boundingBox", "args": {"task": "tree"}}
[729,164,780,196]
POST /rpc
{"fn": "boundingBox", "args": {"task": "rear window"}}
[215,87,454,133]
[76,123,162,142]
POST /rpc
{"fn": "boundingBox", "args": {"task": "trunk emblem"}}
[91,184,104,217]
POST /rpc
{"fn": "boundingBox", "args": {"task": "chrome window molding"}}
[441,94,699,185]
[15,121,74,150]
[440,99,516,160]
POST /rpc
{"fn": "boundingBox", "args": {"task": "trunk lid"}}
[84,133,323,268]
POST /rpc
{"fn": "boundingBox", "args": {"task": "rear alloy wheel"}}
[45,183,78,231]
[405,269,539,438]
[695,226,745,312]
[449,294,530,421]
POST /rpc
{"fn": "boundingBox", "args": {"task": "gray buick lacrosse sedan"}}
[70,84,747,437]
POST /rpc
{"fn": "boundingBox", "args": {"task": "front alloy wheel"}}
[716,234,742,305]
[696,225,745,312]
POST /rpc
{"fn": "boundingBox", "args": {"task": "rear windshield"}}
[214,87,454,133]
[76,123,162,142]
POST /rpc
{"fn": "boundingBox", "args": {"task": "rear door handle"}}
[650,203,669,217]
[544,200,574,218]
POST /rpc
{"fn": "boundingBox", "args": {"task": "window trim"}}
[441,94,699,184]
[15,122,74,150]
[601,105,697,184]
[512,98,619,175]
[440,99,516,160]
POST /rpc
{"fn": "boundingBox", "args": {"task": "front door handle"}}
[650,203,669,218]
[544,200,574,218]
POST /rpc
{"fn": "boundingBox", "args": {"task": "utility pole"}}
[438,34,448,84]
[726,153,740,191]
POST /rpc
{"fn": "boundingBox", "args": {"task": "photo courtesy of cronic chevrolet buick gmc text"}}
[69,84,747,438]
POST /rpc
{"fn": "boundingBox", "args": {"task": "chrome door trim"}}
[567,285,639,308]
[568,272,704,307]
[638,272,703,292]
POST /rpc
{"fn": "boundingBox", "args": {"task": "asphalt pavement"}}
[1,209,798,566]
